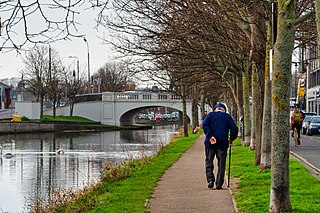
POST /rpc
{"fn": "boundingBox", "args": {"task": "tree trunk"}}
[191,85,199,133]
[232,74,238,120]
[250,62,256,150]
[225,73,241,122]
[269,0,294,212]
[260,21,272,171]
[253,65,264,166]
[182,84,189,137]
[226,89,236,118]
[243,67,251,146]
[245,2,267,165]
[200,92,205,118]
[70,102,74,116]
[248,5,266,166]
[40,93,44,117]
[237,73,244,123]
[53,102,56,117]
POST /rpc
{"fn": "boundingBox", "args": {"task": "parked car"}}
[306,116,320,136]
[147,114,155,120]
[171,112,179,120]
[138,114,147,119]
[302,116,313,135]
[162,113,172,120]
[303,111,317,117]
[155,114,164,120]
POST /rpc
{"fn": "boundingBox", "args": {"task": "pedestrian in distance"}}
[202,103,238,190]
[202,110,208,121]
[201,110,208,128]
[291,104,304,145]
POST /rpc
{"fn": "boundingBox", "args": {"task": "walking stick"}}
[227,142,232,188]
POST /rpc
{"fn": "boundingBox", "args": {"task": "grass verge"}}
[41,115,94,122]
[29,129,201,212]
[230,141,320,212]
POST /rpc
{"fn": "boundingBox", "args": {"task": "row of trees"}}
[1,0,319,212]
[96,0,316,212]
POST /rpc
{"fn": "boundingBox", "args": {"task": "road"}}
[290,133,320,176]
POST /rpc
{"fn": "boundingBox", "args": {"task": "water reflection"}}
[0,125,178,212]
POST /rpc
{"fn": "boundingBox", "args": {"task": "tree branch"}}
[285,0,294,7]
[294,8,315,26]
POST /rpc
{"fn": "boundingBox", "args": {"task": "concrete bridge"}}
[40,92,200,126]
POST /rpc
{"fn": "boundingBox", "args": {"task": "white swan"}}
[2,152,14,159]
[0,145,14,159]
[56,148,64,155]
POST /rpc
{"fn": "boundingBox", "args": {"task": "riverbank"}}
[0,120,151,135]
[28,131,320,212]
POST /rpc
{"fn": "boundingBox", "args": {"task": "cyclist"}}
[290,104,304,145]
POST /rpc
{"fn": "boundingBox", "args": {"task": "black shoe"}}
[208,181,214,188]
[297,139,300,145]
[216,186,222,190]
[291,132,294,137]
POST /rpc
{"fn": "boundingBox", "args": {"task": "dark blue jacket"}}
[202,111,238,150]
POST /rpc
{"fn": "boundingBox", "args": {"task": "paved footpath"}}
[148,134,236,213]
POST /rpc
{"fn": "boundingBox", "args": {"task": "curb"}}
[226,147,239,213]
[227,184,239,213]
[290,151,320,179]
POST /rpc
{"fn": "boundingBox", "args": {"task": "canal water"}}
[0,125,179,212]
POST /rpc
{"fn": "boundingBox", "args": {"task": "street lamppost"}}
[48,43,52,81]
[68,56,79,82]
[21,73,24,101]
[294,62,298,100]
[83,38,90,94]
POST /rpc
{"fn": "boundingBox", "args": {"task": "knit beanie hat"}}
[213,103,226,112]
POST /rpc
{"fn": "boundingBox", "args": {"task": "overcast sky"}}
[0,35,114,80]
[0,3,116,81]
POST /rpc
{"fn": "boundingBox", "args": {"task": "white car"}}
[302,116,313,135]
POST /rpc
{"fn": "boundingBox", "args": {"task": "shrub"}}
[21,116,30,121]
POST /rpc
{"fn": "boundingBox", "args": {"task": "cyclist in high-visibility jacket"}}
[290,104,304,145]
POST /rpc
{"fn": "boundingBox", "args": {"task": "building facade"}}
[0,82,11,109]
[306,44,320,114]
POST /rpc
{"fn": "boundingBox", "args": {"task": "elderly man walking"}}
[202,103,238,189]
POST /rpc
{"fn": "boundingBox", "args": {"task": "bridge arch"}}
[119,105,187,126]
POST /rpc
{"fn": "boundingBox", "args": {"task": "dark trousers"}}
[292,123,301,139]
[205,147,227,187]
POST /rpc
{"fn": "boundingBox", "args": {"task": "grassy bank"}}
[30,129,200,212]
[230,143,320,212]
[41,115,95,122]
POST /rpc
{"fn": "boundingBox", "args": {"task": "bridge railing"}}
[102,92,181,102]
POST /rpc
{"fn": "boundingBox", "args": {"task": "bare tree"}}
[94,62,132,92]
[43,46,67,116]
[23,45,49,116]
[64,68,80,116]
